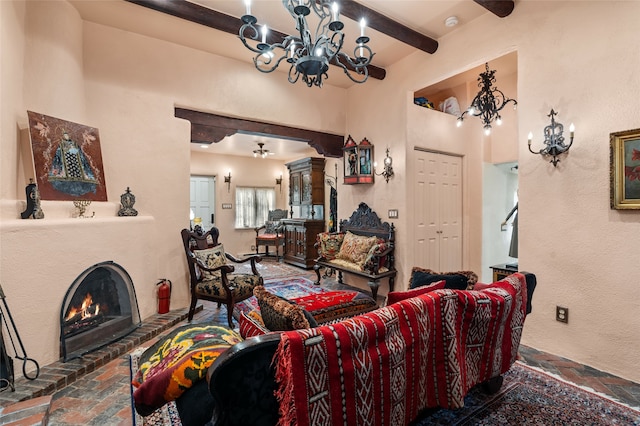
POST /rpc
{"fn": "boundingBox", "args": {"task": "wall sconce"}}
[528,109,575,167]
[224,171,232,192]
[275,174,283,193]
[374,148,394,183]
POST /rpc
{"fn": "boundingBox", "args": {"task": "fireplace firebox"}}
[60,261,141,361]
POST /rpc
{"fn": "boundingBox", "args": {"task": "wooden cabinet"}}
[286,157,325,210]
[343,135,374,184]
[282,219,324,269]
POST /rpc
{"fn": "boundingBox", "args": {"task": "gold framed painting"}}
[610,128,640,209]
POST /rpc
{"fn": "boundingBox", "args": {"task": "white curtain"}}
[235,187,275,228]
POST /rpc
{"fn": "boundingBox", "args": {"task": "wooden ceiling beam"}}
[339,1,438,54]
[125,0,392,80]
[473,0,515,18]
[175,108,344,157]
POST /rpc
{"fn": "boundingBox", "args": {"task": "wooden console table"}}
[490,263,518,282]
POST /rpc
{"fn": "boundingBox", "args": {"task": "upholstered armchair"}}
[254,209,288,261]
[181,226,263,328]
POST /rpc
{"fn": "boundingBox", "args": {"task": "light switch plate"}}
[222,203,232,209]
[388,209,399,219]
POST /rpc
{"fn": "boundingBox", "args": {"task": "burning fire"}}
[65,293,101,322]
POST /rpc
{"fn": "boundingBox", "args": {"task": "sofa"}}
[205,272,536,426]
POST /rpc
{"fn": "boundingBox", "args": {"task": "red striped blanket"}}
[273,273,528,426]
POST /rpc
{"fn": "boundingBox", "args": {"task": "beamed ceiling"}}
[69,0,516,159]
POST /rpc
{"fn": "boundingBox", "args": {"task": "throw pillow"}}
[387,280,446,305]
[132,324,241,416]
[316,232,345,260]
[264,220,281,235]
[408,267,468,290]
[193,244,226,281]
[336,231,378,266]
[238,311,269,339]
[362,239,388,273]
[473,282,494,291]
[253,286,311,331]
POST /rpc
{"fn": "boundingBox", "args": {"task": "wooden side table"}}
[490,263,518,282]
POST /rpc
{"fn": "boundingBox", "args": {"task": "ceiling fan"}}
[253,142,274,158]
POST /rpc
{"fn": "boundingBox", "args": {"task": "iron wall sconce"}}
[224,171,232,192]
[374,148,394,183]
[275,174,283,192]
[528,109,575,167]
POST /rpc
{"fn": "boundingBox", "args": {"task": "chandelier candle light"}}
[240,0,374,87]
[457,63,517,135]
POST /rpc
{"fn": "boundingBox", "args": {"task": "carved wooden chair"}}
[254,209,288,261]
[181,226,263,328]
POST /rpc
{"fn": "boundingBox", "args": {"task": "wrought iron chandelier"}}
[253,142,273,158]
[456,63,517,135]
[239,0,374,88]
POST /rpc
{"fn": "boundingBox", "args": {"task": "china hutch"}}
[282,157,325,269]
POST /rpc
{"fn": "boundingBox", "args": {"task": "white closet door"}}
[413,150,462,272]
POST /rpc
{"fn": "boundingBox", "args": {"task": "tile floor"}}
[2,263,639,425]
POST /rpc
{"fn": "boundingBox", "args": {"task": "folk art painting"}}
[610,128,640,209]
[27,111,107,202]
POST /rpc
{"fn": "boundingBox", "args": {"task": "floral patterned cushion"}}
[193,244,226,281]
[195,274,260,299]
[336,231,378,266]
[316,232,345,260]
[362,238,388,273]
[132,324,241,416]
[264,220,282,235]
[253,286,310,331]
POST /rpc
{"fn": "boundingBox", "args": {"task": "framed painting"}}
[27,111,107,201]
[610,128,640,209]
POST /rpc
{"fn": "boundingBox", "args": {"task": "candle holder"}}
[73,200,95,218]
[528,109,575,167]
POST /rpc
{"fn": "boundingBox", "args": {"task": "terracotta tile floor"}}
[3,262,640,424]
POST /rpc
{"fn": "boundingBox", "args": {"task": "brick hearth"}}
[0,306,201,408]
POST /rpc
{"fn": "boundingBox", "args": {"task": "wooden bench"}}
[313,202,396,300]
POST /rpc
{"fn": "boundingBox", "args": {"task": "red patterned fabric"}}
[291,290,377,323]
[386,279,445,305]
[238,311,269,339]
[274,273,529,426]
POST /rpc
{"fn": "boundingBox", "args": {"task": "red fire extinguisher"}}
[156,279,172,314]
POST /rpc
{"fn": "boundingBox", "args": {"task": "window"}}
[235,187,276,229]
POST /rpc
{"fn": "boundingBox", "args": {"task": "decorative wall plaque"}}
[26,111,107,202]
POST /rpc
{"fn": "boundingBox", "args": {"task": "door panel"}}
[414,150,462,272]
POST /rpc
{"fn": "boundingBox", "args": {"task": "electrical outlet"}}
[556,306,569,323]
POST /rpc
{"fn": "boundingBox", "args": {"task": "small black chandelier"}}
[528,109,575,167]
[457,63,517,135]
[239,0,374,88]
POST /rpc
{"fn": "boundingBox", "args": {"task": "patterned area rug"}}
[414,361,640,425]
[232,277,327,320]
[233,258,313,280]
